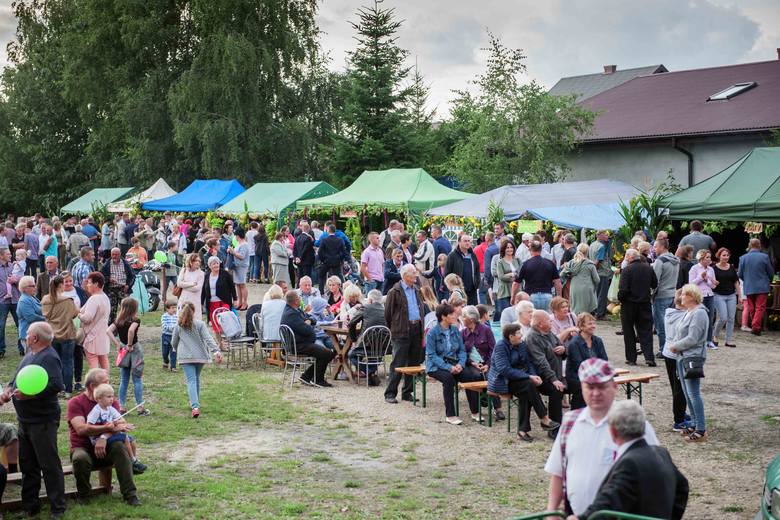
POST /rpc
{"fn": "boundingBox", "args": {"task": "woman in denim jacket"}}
[425,302,481,425]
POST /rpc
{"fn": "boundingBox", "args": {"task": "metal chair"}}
[213,308,256,369]
[351,325,391,386]
[279,324,317,388]
[251,312,284,368]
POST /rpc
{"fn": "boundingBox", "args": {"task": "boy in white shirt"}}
[86,383,147,474]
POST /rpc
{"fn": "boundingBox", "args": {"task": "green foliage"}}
[617,174,681,243]
[265,219,277,238]
[89,202,112,226]
[486,200,505,230]
[345,217,363,252]
[205,210,225,231]
[443,33,596,192]
[325,2,434,187]
[0,0,332,214]
[765,129,780,147]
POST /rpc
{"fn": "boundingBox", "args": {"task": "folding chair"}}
[251,313,284,368]
[279,324,317,388]
[351,326,392,386]
[213,308,256,369]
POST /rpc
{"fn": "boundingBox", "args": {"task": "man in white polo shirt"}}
[544,358,658,517]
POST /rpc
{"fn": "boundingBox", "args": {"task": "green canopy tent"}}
[296,168,472,213]
[217,181,337,220]
[665,147,780,222]
[61,187,136,215]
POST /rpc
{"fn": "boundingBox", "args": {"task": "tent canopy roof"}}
[218,181,337,217]
[142,179,245,212]
[296,168,472,213]
[428,179,640,229]
[108,178,177,213]
[665,147,780,222]
[61,187,136,215]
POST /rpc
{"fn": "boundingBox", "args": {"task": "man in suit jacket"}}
[572,400,688,520]
[293,223,315,282]
[316,224,346,294]
[382,249,404,295]
[35,256,60,300]
[618,249,658,366]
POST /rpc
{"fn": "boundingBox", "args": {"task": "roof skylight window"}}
[707,82,756,101]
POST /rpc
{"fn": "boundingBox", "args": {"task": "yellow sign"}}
[744,222,763,234]
[340,210,358,218]
[514,220,543,234]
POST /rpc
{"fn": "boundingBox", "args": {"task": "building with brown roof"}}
[564,53,780,188]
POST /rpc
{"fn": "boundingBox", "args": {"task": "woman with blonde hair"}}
[444,273,466,302]
[560,243,599,315]
[688,249,717,349]
[339,284,363,322]
[172,302,223,418]
[177,253,205,319]
[260,284,286,341]
[325,275,344,313]
[667,284,709,442]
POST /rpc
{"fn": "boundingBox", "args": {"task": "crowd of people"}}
[0,210,776,518]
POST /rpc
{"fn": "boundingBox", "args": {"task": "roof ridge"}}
[556,64,663,81]
[635,59,779,79]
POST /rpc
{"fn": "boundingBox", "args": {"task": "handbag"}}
[116,346,132,368]
[682,344,706,379]
[172,285,182,297]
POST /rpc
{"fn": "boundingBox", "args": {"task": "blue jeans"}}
[595,275,611,317]
[253,254,269,281]
[363,280,379,295]
[712,293,736,343]
[349,347,378,375]
[652,297,674,351]
[161,333,177,368]
[530,292,552,312]
[494,297,511,322]
[676,359,705,432]
[248,255,257,281]
[0,302,19,354]
[702,295,714,342]
[119,367,143,409]
[182,363,203,409]
[165,275,177,294]
[52,340,75,393]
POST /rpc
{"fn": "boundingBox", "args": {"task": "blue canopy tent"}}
[427,179,639,229]
[142,179,245,212]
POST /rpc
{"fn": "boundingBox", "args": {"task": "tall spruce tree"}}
[326,1,420,187]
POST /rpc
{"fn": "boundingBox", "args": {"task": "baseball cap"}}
[578,358,615,384]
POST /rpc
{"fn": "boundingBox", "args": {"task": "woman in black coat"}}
[202,256,237,329]
[253,225,270,283]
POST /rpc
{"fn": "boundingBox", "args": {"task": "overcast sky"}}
[0,0,777,117]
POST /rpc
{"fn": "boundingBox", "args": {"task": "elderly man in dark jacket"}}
[293,223,315,283]
[384,264,426,404]
[100,247,136,324]
[316,224,346,294]
[445,234,481,305]
[525,310,566,436]
[280,291,336,386]
[618,249,658,367]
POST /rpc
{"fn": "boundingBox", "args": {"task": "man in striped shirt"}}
[70,248,95,290]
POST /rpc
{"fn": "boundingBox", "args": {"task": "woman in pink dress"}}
[78,271,111,369]
[177,253,205,320]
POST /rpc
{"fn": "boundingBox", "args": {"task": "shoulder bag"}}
[682,343,706,379]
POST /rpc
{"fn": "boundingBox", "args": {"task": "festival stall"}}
[296,168,472,214]
[107,178,178,213]
[61,187,136,215]
[665,147,780,222]
[142,179,245,212]
[218,181,337,221]
[427,179,639,230]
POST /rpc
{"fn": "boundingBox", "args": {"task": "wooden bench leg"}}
[98,467,113,495]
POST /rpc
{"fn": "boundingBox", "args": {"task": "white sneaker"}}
[740,325,752,332]
[707,342,718,350]
[445,417,463,425]
[471,414,484,423]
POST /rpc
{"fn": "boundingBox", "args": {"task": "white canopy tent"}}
[107,178,177,213]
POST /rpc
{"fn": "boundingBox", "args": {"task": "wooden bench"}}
[614,373,660,405]
[455,380,489,424]
[394,365,427,407]
[487,391,521,432]
[0,464,112,511]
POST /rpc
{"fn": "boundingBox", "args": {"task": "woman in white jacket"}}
[177,253,205,319]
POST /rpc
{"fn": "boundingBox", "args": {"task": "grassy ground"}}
[1,298,778,519]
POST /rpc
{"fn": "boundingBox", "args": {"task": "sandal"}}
[684,430,707,442]
[725,343,736,348]
[517,432,534,443]
[680,426,696,436]
[541,420,560,432]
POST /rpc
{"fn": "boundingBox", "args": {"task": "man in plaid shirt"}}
[99,248,135,323]
[70,247,95,290]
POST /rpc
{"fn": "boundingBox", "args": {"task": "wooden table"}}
[614,373,660,405]
[321,324,354,382]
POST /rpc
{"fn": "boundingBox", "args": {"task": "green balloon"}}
[232,236,238,247]
[154,251,167,263]
[16,364,48,396]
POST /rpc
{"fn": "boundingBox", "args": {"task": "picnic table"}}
[614,373,660,405]
[321,323,354,383]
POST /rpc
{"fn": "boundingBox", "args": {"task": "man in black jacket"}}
[618,249,658,366]
[316,225,346,294]
[280,292,336,387]
[382,249,404,295]
[293,223,315,283]
[445,234,480,305]
[575,400,688,520]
